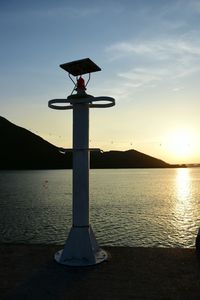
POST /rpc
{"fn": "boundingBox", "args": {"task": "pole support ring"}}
[48,96,115,110]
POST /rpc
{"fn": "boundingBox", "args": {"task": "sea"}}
[0,168,200,248]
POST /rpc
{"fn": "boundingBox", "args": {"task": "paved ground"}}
[1,244,200,299]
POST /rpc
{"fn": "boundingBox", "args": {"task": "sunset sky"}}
[1,0,200,164]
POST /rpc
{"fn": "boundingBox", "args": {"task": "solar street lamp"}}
[48,58,115,266]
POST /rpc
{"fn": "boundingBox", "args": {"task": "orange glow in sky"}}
[164,130,197,163]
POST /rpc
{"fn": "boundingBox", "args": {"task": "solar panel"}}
[60,58,101,76]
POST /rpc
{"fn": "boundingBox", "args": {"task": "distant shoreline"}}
[1,165,200,171]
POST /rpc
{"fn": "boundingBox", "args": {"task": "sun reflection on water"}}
[173,168,195,245]
[176,168,191,203]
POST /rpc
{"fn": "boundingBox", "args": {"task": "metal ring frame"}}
[48,96,115,110]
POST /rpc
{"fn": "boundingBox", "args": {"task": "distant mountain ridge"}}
[0,116,68,169]
[90,149,170,168]
[0,116,172,169]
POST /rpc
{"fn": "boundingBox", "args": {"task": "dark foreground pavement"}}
[1,244,200,299]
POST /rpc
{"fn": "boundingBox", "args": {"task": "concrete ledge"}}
[1,244,200,299]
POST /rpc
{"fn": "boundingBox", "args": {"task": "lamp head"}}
[60,58,101,95]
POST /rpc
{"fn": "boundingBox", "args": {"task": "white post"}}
[54,98,108,266]
[72,103,89,227]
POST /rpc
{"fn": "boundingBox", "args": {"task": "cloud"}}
[0,3,101,21]
[188,0,200,13]
[105,33,200,89]
[43,6,101,19]
[106,36,200,61]
[118,67,164,88]
[117,64,200,92]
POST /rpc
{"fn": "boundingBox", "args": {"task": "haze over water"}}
[0,168,200,248]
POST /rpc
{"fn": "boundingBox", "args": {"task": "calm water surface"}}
[0,168,200,247]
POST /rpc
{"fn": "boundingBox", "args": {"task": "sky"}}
[1,0,200,164]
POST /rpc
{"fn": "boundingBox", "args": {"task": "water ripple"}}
[1,168,200,247]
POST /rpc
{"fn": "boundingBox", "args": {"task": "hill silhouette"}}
[90,149,170,168]
[0,117,70,169]
[0,116,171,169]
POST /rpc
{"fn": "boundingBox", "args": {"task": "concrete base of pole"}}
[54,225,108,266]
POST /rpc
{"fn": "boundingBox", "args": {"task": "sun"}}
[165,130,195,162]
[168,132,192,156]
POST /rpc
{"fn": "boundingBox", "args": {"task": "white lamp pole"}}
[48,58,115,266]
[73,102,90,228]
